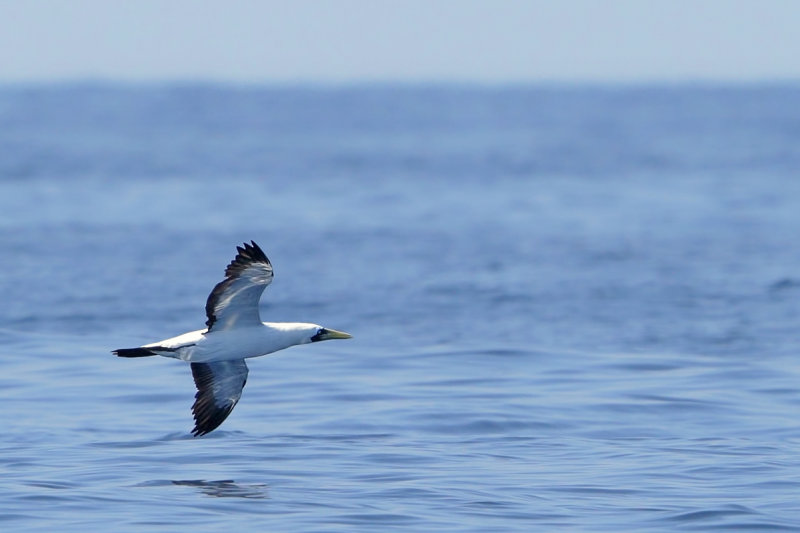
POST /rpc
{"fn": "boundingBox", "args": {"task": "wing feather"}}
[205,241,273,331]
[190,360,249,436]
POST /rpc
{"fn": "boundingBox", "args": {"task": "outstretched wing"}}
[205,241,273,332]
[190,360,249,436]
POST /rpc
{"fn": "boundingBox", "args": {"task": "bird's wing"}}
[205,241,273,332]
[190,360,249,436]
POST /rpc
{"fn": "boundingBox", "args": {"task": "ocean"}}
[1,83,799,531]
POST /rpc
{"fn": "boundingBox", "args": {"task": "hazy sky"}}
[1,0,798,83]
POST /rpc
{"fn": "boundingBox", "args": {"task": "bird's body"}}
[113,241,351,436]
[136,322,321,363]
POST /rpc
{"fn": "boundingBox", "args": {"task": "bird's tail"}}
[113,347,157,358]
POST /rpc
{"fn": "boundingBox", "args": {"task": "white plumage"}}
[113,241,351,436]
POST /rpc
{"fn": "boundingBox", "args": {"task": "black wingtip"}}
[190,405,234,437]
[223,240,271,278]
[244,240,269,263]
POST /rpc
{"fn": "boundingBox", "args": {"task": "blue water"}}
[1,84,800,531]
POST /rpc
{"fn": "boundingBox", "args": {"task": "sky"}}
[0,0,798,83]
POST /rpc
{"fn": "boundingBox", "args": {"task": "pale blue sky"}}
[1,0,798,83]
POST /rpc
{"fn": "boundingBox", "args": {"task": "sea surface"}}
[1,84,800,531]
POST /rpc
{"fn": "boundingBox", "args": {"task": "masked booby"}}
[113,241,352,436]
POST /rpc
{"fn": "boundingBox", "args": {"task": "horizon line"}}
[2,76,800,89]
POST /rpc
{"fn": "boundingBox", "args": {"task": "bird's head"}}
[265,322,352,347]
[309,326,353,343]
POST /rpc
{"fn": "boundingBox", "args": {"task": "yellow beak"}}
[319,328,352,340]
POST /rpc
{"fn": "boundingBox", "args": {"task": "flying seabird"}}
[113,241,352,436]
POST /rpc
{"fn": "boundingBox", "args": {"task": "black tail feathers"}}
[113,347,157,358]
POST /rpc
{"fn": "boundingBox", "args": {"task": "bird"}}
[113,241,352,436]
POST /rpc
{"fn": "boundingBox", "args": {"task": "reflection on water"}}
[171,479,269,499]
